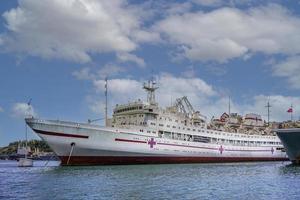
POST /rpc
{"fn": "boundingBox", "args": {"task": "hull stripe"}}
[115,138,274,152]
[115,138,147,144]
[157,142,217,150]
[33,129,89,139]
[59,156,289,166]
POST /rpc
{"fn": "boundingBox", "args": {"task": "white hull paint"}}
[18,158,33,167]
[26,118,287,165]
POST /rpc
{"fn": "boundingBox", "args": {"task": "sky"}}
[1,0,300,146]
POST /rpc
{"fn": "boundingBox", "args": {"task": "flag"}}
[287,108,293,113]
[27,98,32,106]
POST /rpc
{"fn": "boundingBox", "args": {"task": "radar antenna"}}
[143,78,158,105]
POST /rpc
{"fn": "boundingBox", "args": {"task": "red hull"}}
[59,156,289,166]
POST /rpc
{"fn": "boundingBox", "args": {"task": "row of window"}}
[139,129,156,134]
[157,131,281,146]
[114,106,143,113]
[116,114,144,120]
[155,123,274,140]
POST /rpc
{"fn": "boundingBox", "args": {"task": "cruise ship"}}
[26,80,287,165]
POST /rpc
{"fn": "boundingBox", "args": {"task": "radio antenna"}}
[265,98,271,126]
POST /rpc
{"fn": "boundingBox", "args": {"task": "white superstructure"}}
[26,79,287,165]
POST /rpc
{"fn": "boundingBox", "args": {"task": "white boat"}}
[18,157,33,167]
[19,110,33,167]
[25,79,287,165]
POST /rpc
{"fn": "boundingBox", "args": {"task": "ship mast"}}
[228,96,231,116]
[105,77,108,126]
[25,99,32,159]
[143,78,158,105]
[265,100,271,126]
[291,104,293,121]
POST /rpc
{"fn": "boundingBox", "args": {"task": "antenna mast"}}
[228,96,231,116]
[265,100,271,126]
[105,77,108,126]
[143,78,158,105]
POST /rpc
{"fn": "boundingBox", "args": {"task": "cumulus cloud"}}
[272,56,300,89]
[240,95,300,122]
[72,68,95,80]
[80,72,300,122]
[72,64,125,81]
[192,0,271,7]
[192,0,223,7]
[2,1,300,68]
[85,73,219,117]
[117,52,146,67]
[12,103,36,118]
[1,0,158,63]
[155,4,300,63]
[94,78,142,96]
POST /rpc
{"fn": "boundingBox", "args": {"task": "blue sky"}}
[1,0,300,146]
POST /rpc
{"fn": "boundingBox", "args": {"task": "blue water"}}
[1,161,300,200]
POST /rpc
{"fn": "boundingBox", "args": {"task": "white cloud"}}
[86,96,106,115]
[117,52,146,67]
[0,106,4,112]
[192,0,222,7]
[94,78,142,96]
[241,95,300,122]
[1,0,157,62]
[193,0,278,7]
[12,103,36,118]
[272,56,300,89]
[155,4,300,62]
[76,70,300,122]
[0,35,3,46]
[89,78,143,115]
[72,64,125,81]
[182,66,196,78]
[88,73,218,117]
[72,68,95,80]
[98,64,125,79]
[164,2,192,15]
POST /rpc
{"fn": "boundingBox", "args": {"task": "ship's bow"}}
[276,128,300,164]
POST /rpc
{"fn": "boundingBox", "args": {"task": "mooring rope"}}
[67,142,75,165]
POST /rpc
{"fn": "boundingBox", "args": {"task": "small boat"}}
[18,157,33,167]
[18,107,33,167]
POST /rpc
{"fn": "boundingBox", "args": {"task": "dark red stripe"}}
[244,118,262,121]
[226,149,270,152]
[115,138,273,152]
[59,156,289,166]
[33,129,89,139]
[115,138,147,143]
[157,142,217,150]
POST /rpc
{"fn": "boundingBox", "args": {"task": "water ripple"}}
[1,161,300,200]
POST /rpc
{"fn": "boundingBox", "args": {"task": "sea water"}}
[1,160,300,200]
